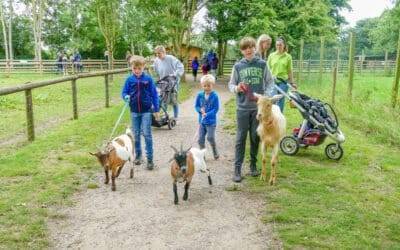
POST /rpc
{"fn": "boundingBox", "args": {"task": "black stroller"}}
[152,75,177,129]
[274,80,345,160]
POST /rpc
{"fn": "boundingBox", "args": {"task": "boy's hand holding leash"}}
[153,112,160,120]
[124,95,130,103]
[200,107,206,118]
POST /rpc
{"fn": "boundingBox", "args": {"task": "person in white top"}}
[153,46,184,119]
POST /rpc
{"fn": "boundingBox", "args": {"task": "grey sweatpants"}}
[234,109,260,175]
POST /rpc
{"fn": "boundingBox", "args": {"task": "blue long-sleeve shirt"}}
[195,91,219,125]
[121,73,159,113]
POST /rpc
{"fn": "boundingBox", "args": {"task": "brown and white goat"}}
[170,146,211,205]
[90,128,134,191]
[254,94,286,185]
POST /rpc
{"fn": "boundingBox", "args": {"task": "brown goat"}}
[170,146,212,204]
[170,146,195,205]
[91,129,134,191]
[255,94,286,185]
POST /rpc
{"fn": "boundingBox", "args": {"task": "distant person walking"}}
[73,51,83,72]
[210,53,219,80]
[191,56,199,81]
[201,56,209,75]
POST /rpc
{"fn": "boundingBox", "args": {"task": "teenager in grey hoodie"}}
[228,37,275,182]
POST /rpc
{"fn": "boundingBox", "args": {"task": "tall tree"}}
[122,0,147,55]
[26,0,46,69]
[95,0,121,72]
[370,2,400,54]
[0,1,9,63]
[8,0,13,64]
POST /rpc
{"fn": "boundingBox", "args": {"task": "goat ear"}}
[170,145,178,153]
[270,94,283,103]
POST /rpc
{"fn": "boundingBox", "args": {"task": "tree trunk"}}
[0,3,9,65]
[347,32,355,99]
[391,30,400,108]
[222,40,227,75]
[217,39,223,76]
[8,0,13,67]
[32,0,43,73]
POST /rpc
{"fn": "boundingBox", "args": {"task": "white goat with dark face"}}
[254,94,286,185]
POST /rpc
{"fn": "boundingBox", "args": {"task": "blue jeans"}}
[131,112,153,162]
[198,124,216,148]
[274,82,289,112]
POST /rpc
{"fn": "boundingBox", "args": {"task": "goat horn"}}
[170,145,178,153]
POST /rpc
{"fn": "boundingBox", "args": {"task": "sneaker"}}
[147,161,154,170]
[249,164,259,177]
[134,157,142,165]
[232,174,242,183]
[249,169,260,177]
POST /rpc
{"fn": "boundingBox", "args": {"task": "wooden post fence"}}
[348,32,356,99]
[391,30,400,108]
[384,50,389,76]
[71,78,78,119]
[319,36,325,83]
[332,66,337,105]
[25,89,35,141]
[105,74,110,108]
[0,68,129,142]
[298,39,304,84]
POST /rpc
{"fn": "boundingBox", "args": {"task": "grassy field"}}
[0,73,128,143]
[0,74,192,248]
[224,72,400,248]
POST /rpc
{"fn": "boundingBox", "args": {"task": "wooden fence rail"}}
[186,59,398,75]
[0,59,128,74]
[0,68,129,142]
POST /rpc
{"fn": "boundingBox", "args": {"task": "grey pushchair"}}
[152,75,177,129]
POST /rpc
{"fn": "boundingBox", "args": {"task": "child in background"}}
[195,74,220,160]
[122,55,160,170]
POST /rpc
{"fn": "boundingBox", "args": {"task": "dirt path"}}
[49,77,281,250]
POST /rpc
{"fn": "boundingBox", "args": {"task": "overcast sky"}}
[341,0,394,27]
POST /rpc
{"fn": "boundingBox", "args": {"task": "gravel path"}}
[48,77,281,250]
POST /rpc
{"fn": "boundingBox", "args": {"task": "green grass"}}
[224,72,400,248]
[0,74,127,141]
[0,77,193,249]
[0,74,193,143]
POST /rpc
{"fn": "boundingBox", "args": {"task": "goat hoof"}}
[269,179,275,186]
[112,186,116,191]
[174,199,179,205]
[130,169,134,179]
[183,194,188,201]
[208,176,213,185]
[260,175,266,182]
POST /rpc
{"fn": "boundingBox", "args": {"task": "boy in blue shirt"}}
[122,56,159,170]
[195,74,220,160]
